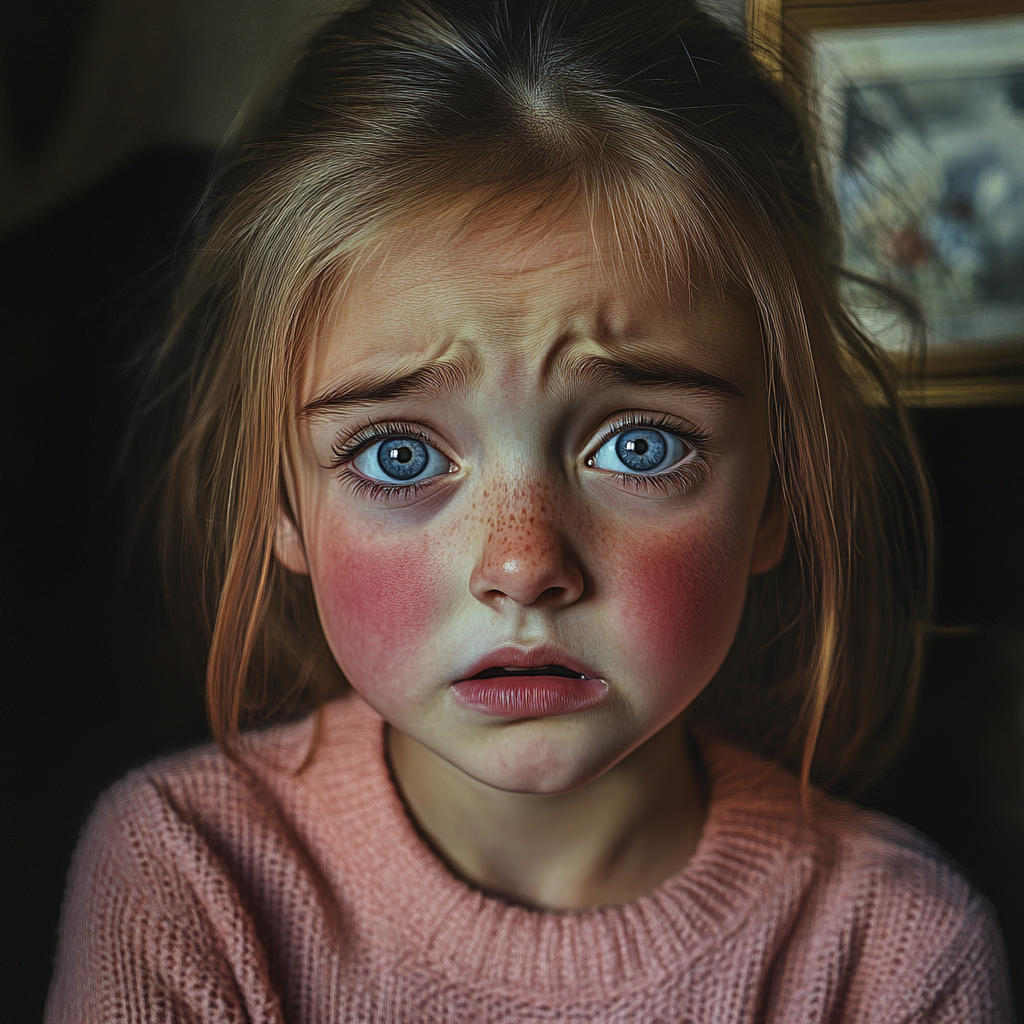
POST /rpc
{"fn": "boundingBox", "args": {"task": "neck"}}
[387,718,706,910]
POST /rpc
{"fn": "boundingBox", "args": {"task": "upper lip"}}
[455,645,602,682]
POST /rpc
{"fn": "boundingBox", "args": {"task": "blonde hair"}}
[149,0,933,790]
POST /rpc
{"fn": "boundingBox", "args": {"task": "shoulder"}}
[811,792,987,930]
[77,737,273,874]
[89,740,245,830]
[47,742,285,1022]
[57,734,297,950]
[698,737,1014,1020]
[64,693,382,902]
[72,704,335,887]
[45,709,352,1024]
[795,789,1013,1020]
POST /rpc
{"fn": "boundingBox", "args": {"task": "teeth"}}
[502,665,550,672]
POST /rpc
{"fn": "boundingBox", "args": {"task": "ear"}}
[750,476,788,576]
[275,503,310,575]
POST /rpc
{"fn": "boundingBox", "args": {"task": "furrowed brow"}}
[559,354,745,400]
[301,355,480,417]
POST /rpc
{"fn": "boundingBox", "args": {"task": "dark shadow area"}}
[0,0,99,161]
[864,403,1024,1002]
[2,150,1022,1020]
[1,149,214,1022]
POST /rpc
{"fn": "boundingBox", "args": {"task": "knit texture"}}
[47,694,1013,1022]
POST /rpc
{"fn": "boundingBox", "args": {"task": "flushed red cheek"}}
[606,523,747,695]
[310,524,450,694]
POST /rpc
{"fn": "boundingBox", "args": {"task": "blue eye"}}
[352,436,451,484]
[589,426,690,475]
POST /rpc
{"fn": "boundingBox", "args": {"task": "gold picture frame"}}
[747,0,1024,405]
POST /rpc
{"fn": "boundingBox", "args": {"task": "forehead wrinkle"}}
[301,348,482,418]
[549,350,746,404]
[533,293,618,389]
[442,276,605,377]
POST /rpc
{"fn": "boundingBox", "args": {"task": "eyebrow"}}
[301,355,480,417]
[301,348,743,417]
[557,353,745,400]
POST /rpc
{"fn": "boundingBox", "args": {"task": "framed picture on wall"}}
[748,0,1024,405]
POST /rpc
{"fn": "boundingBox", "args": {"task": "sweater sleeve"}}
[44,773,287,1024]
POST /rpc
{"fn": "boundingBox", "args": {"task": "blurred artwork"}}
[812,17,1024,355]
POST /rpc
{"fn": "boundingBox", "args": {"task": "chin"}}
[457,725,630,795]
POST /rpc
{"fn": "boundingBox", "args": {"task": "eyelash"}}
[329,418,452,504]
[585,413,712,495]
[329,413,713,502]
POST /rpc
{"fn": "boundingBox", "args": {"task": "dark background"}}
[3,3,1023,1020]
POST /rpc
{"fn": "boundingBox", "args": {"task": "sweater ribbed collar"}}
[287,695,808,999]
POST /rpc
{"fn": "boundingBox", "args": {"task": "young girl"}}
[46,1,1012,1020]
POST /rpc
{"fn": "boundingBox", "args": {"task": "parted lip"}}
[455,645,602,683]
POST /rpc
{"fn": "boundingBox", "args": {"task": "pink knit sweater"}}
[47,694,1012,1022]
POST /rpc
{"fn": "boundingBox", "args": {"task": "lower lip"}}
[450,676,608,718]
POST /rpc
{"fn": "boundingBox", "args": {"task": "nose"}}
[469,479,585,609]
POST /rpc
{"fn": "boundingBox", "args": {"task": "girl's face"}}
[278,213,786,794]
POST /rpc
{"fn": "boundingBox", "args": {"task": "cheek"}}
[602,513,750,693]
[308,521,450,690]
